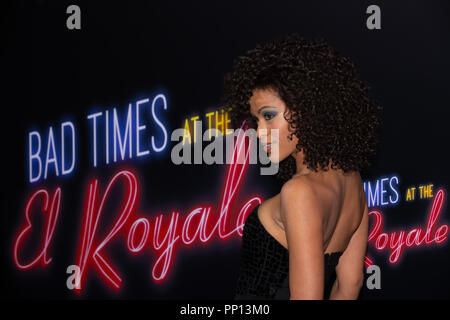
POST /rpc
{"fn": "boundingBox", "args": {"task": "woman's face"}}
[249,88,299,163]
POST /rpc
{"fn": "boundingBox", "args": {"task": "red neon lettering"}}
[71,123,259,290]
[76,170,138,291]
[127,217,150,253]
[16,120,447,291]
[367,189,448,264]
[13,187,61,269]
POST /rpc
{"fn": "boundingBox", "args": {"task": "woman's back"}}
[299,169,366,254]
[234,169,368,299]
[258,169,366,254]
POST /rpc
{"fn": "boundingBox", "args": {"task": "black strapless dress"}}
[234,203,343,300]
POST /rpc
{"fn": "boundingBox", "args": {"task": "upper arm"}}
[280,179,326,299]
[334,191,368,292]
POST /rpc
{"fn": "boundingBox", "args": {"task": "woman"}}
[221,34,383,300]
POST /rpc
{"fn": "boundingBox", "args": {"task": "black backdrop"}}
[2,0,450,299]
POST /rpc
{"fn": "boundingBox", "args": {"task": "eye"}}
[262,112,277,121]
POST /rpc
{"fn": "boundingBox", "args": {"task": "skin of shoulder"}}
[280,177,329,227]
[279,177,328,299]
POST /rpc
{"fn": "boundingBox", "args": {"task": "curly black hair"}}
[220,33,383,183]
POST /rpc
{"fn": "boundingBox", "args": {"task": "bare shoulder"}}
[279,176,327,222]
[280,176,314,199]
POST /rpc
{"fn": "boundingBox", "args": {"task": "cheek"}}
[270,119,289,139]
[269,119,297,149]
[280,122,294,142]
[281,134,297,151]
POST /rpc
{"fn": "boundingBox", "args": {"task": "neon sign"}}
[366,188,448,264]
[28,93,169,183]
[363,175,400,207]
[15,132,449,290]
[13,187,62,269]
[86,94,169,168]
[28,122,77,183]
[14,125,262,291]
[14,92,450,293]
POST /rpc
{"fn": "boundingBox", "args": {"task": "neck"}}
[291,150,313,177]
[292,151,336,177]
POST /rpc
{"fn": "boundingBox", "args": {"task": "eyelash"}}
[252,112,277,123]
[263,112,276,120]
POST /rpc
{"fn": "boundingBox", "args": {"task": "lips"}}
[262,143,273,152]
